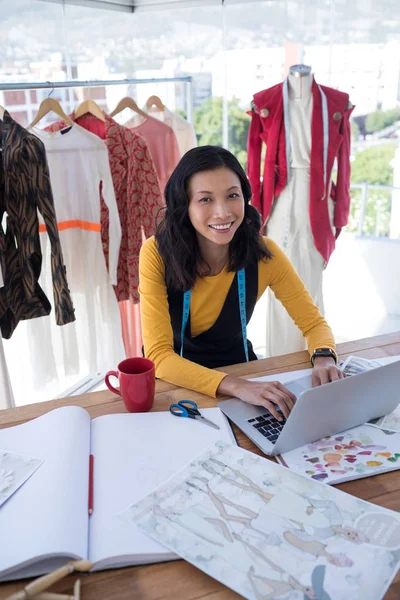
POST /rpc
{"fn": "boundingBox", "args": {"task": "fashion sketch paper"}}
[340,355,382,377]
[0,449,43,508]
[122,442,400,600]
[374,405,400,433]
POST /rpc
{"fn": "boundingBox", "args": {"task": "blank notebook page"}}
[88,408,236,568]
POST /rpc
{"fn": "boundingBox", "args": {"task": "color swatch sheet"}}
[278,424,400,484]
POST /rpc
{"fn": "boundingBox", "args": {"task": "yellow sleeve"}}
[139,237,227,397]
[259,238,336,356]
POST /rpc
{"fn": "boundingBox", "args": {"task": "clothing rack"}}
[0,75,194,122]
[0,73,194,407]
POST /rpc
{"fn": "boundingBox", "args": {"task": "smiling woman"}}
[139,146,343,420]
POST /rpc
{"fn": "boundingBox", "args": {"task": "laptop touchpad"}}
[285,374,313,398]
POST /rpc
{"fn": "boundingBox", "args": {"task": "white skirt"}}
[4,229,125,404]
[265,168,333,358]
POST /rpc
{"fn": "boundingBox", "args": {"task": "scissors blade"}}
[195,415,220,430]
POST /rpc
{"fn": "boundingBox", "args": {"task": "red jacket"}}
[247,79,354,263]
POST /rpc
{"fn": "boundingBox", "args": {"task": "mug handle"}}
[105,371,121,396]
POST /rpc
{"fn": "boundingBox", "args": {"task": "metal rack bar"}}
[0,76,192,91]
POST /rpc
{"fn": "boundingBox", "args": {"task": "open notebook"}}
[0,405,236,582]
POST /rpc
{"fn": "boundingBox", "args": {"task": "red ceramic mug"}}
[105,357,155,413]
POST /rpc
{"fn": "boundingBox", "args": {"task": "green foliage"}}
[194,96,223,146]
[365,107,400,133]
[194,96,250,168]
[351,144,396,186]
[347,143,396,236]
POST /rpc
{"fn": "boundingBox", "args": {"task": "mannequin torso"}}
[287,71,313,167]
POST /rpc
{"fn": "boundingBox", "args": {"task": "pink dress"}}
[125,115,180,193]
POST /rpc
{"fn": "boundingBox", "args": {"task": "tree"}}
[194,96,250,168]
[365,108,400,134]
[351,144,395,185]
[347,143,396,236]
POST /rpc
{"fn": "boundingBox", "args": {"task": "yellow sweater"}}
[139,236,335,397]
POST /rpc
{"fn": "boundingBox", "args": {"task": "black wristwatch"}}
[311,347,337,367]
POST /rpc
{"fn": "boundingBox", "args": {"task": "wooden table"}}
[1,332,400,600]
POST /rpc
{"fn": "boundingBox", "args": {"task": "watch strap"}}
[311,347,338,367]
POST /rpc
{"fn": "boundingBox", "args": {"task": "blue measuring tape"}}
[318,84,329,200]
[237,269,249,362]
[180,288,191,357]
[180,268,249,362]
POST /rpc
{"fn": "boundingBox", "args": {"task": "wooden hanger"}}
[29,98,74,128]
[145,95,165,112]
[8,559,91,600]
[74,99,105,122]
[109,96,148,120]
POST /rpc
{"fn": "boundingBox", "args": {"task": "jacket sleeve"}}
[331,105,355,232]
[247,107,263,214]
[97,143,121,286]
[26,136,75,325]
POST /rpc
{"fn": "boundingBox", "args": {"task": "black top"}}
[166,261,259,369]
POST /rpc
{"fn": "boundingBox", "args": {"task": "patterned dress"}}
[47,113,164,303]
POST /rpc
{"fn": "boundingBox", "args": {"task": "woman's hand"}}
[312,357,344,387]
[217,376,296,421]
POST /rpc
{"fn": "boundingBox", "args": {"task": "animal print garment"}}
[0,111,75,338]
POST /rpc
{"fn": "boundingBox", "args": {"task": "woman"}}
[139,146,343,421]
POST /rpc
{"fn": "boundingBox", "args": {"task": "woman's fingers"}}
[269,389,294,419]
[262,399,282,422]
[312,370,322,387]
[261,388,292,420]
[312,366,345,387]
[274,381,297,403]
[249,382,297,420]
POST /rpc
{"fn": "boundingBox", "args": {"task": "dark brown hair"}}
[156,145,272,291]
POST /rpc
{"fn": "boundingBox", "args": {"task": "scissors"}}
[169,400,220,430]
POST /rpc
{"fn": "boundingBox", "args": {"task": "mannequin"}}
[265,65,326,356]
[247,65,354,357]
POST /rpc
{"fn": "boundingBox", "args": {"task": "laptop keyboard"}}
[247,412,287,444]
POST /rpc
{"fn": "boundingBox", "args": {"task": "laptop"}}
[218,360,400,457]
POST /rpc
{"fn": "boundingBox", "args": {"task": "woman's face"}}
[187,167,245,248]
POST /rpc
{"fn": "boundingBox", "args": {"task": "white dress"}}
[265,85,334,357]
[4,124,124,402]
[0,337,14,409]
